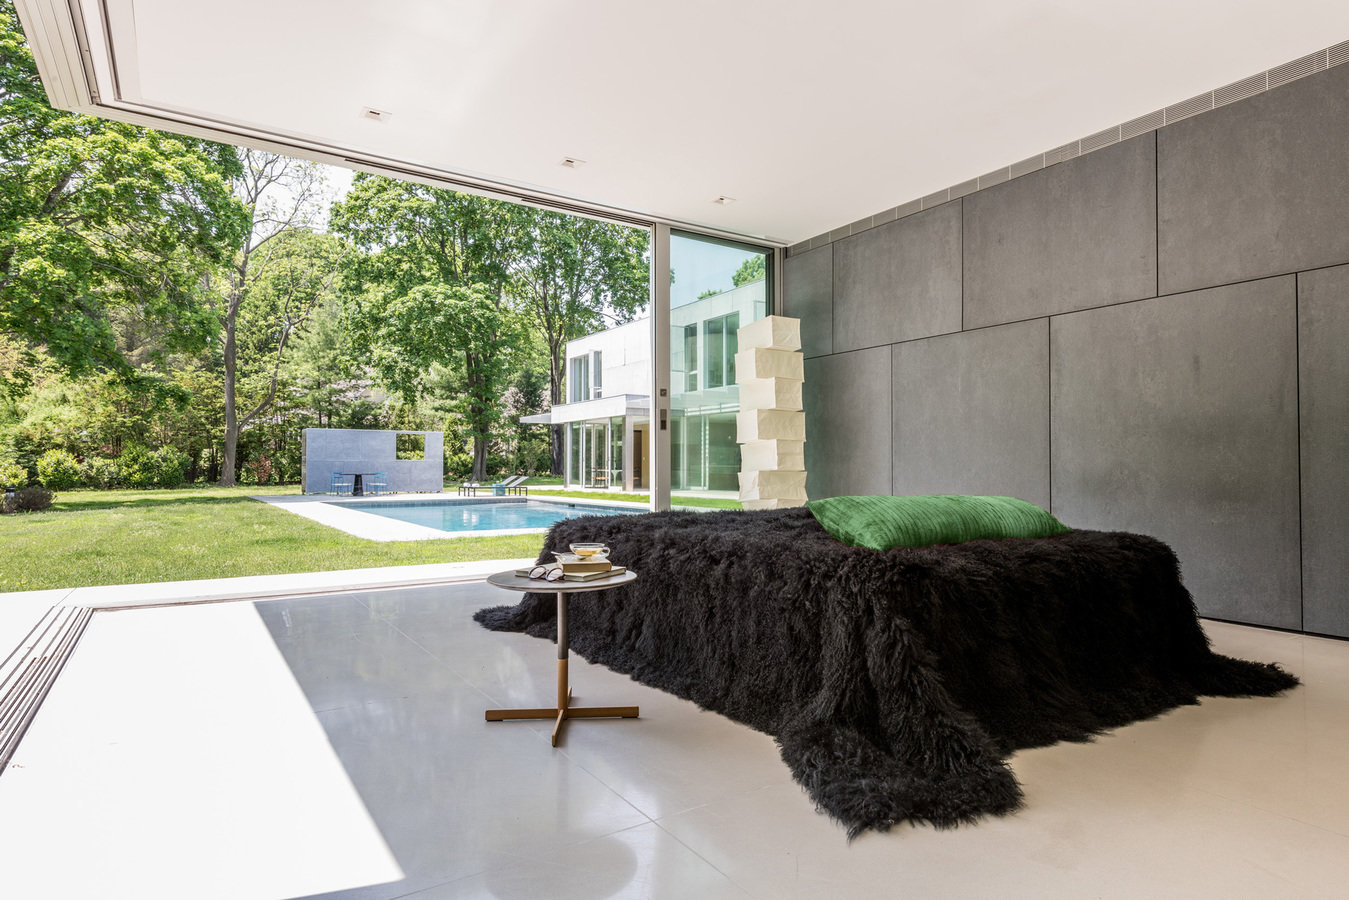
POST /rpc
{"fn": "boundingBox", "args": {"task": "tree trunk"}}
[219,309,239,486]
[473,436,488,484]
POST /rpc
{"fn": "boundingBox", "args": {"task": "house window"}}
[683,324,698,392]
[704,312,740,389]
[592,350,603,399]
[568,354,590,402]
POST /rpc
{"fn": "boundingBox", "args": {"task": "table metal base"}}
[485,591,639,746]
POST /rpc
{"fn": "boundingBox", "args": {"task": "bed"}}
[475,505,1297,836]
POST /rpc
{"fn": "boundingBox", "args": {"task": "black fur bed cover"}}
[475,507,1297,837]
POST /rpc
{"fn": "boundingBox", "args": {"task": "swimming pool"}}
[338,498,642,535]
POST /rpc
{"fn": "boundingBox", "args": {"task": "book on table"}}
[513,562,627,582]
[562,566,626,582]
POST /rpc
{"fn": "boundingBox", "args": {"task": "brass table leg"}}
[485,590,639,746]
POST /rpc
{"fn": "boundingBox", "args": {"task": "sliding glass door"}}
[662,232,772,499]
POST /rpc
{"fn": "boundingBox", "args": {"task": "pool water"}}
[344,499,642,533]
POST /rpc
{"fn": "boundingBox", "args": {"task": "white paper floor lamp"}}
[735,316,807,510]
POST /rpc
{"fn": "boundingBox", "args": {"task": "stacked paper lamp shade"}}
[735,315,807,510]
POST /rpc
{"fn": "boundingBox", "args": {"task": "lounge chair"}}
[457,481,483,496]
[487,475,527,496]
[500,475,529,496]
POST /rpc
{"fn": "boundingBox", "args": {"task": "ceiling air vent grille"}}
[949,177,980,199]
[1044,141,1081,165]
[1214,74,1267,107]
[1080,126,1121,153]
[978,167,1011,189]
[894,198,922,220]
[1009,154,1045,179]
[1165,92,1213,124]
[1269,51,1325,88]
[870,207,898,228]
[920,188,950,209]
[849,213,874,233]
[1331,40,1349,68]
[1121,109,1165,140]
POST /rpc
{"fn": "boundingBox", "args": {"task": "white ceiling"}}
[29,0,1349,244]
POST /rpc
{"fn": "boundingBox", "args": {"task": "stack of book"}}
[515,559,627,582]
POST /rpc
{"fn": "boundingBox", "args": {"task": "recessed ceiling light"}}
[361,107,392,122]
[713,195,736,205]
[560,157,587,168]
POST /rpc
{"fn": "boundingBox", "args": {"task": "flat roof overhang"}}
[521,395,650,426]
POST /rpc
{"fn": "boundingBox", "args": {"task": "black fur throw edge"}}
[474,507,1298,838]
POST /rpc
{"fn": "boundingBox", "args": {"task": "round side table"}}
[484,569,639,746]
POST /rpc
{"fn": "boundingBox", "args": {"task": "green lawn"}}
[0,485,545,593]
[1,482,742,593]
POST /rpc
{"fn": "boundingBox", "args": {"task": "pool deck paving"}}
[259,491,654,541]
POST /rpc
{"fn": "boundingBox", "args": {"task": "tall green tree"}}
[331,175,519,481]
[507,212,648,473]
[733,255,766,286]
[211,150,339,486]
[283,297,377,429]
[348,283,522,479]
[0,1,247,396]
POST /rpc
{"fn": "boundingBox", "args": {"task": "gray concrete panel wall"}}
[891,320,1051,509]
[786,62,1349,634]
[303,429,443,494]
[1298,265,1349,637]
[803,349,892,499]
[964,135,1158,328]
[1158,64,1349,295]
[1050,279,1300,628]
[831,203,962,353]
[783,244,833,359]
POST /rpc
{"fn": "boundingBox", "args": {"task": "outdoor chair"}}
[330,472,353,496]
[367,472,388,495]
[458,481,482,496]
[490,475,528,496]
[502,475,529,496]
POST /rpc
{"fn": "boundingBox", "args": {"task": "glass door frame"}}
[647,225,781,512]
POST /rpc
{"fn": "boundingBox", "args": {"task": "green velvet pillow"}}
[807,494,1071,550]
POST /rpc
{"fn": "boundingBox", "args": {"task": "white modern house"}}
[526,276,767,492]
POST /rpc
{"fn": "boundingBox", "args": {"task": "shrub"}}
[246,454,274,486]
[36,449,81,490]
[0,460,28,489]
[444,452,474,478]
[151,446,191,488]
[81,456,121,489]
[115,446,159,489]
[1,485,54,514]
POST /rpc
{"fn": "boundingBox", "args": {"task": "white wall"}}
[566,319,650,398]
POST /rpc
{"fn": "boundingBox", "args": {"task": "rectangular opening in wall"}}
[396,433,425,460]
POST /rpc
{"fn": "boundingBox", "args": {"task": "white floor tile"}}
[1,582,1346,899]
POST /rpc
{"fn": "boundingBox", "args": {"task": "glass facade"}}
[565,416,632,489]
[668,232,770,492]
[552,230,771,498]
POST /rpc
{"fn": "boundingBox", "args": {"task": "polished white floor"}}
[1,582,1346,899]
